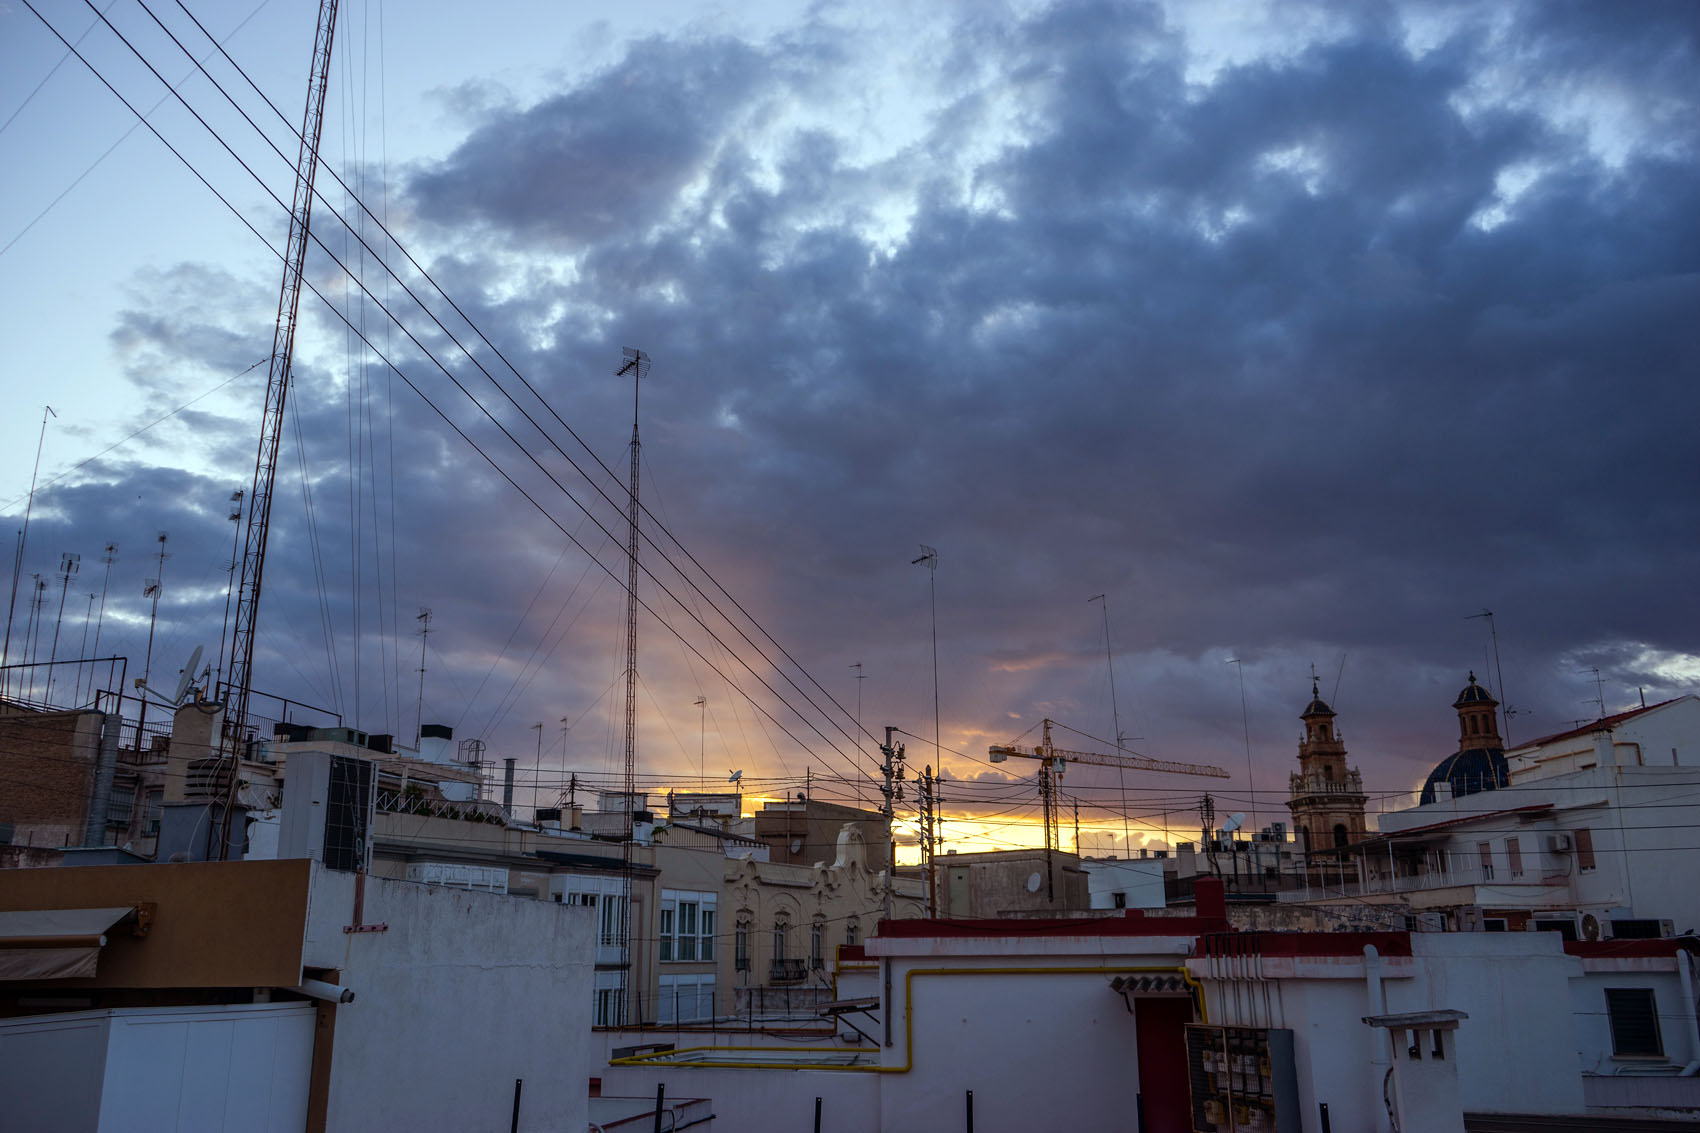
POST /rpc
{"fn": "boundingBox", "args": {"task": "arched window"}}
[772,917,789,962]
[1333,823,1349,849]
[811,917,826,970]
[734,915,751,973]
[845,917,860,947]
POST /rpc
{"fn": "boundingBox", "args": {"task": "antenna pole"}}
[137,533,169,742]
[214,492,245,692]
[414,608,431,746]
[3,405,53,700]
[47,552,79,702]
[88,543,116,704]
[912,546,941,854]
[614,346,649,1027]
[852,662,866,805]
[1090,594,1133,855]
[694,696,707,790]
[1228,658,1256,833]
[1469,609,1513,743]
[75,592,95,704]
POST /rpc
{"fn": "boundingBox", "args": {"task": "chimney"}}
[1195,875,1227,923]
[419,723,453,764]
[502,758,516,812]
[1593,729,1616,769]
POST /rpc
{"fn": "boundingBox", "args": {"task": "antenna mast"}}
[1090,594,1133,855]
[222,0,340,754]
[414,608,431,746]
[615,345,649,1026]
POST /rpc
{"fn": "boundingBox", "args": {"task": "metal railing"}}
[769,958,808,984]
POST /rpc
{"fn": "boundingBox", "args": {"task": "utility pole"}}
[1090,594,1133,856]
[917,764,936,917]
[3,405,53,701]
[878,727,906,1046]
[1199,793,1217,879]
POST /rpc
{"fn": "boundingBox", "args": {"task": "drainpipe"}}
[1680,949,1699,1076]
[1364,944,1392,1133]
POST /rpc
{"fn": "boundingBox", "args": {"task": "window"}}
[810,919,824,970]
[659,891,716,963]
[143,788,162,836]
[599,894,627,949]
[1576,827,1597,872]
[1606,988,1663,1056]
[1112,892,1127,909]
[106,782,137,827]
[773,918,789,961]
[659,973,716,1023]
[1333,824,1348,849]
[1506,837,1523,878]
[734,918,750,972]
[593,970,626,1028]
[845,918,859,947]
[1477,842,1494,880]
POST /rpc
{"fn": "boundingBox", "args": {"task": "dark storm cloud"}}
[389,0,1699,797]
[12,2,1697,818]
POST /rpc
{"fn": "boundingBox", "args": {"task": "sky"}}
[2,0,1697,857]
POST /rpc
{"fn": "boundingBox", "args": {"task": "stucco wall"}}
[308,869,596,1132]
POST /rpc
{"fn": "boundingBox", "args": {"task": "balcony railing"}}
[769,958,808,984]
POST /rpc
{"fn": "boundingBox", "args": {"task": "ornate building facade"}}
[1286,679,1369,857]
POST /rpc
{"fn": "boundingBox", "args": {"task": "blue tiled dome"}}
[1419,747,1508,805]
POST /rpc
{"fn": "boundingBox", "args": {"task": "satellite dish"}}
[1026,871,1043,893]
[1220,813,1246,836]
[170,645,204,706]
[728,769,743,783]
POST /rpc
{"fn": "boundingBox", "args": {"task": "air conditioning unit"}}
[1546,833,1572,853]
[278,749,376,873]
[1580,911,1613,942]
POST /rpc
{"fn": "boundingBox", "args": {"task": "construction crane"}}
[989,718,1230,901]
[218,0,341,857]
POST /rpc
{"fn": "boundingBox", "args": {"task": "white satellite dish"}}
[728,769,743,783]
[1220,812,1246,836]
[1025,871,1043,893]
[170,645,204,706]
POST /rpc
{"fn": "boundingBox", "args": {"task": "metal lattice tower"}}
[614,346,649,1024]
[222,0,340,758]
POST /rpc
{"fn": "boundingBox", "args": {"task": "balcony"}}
[1289,770,1364,797]
[769,958,808,984]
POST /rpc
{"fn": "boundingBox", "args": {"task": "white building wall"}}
[0,1003,315,1133]
[304,868,595,1133]
[1569,960,1698,1075]
[1083,858,1166,909]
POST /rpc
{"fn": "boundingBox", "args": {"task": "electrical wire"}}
[37,0,870,781]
